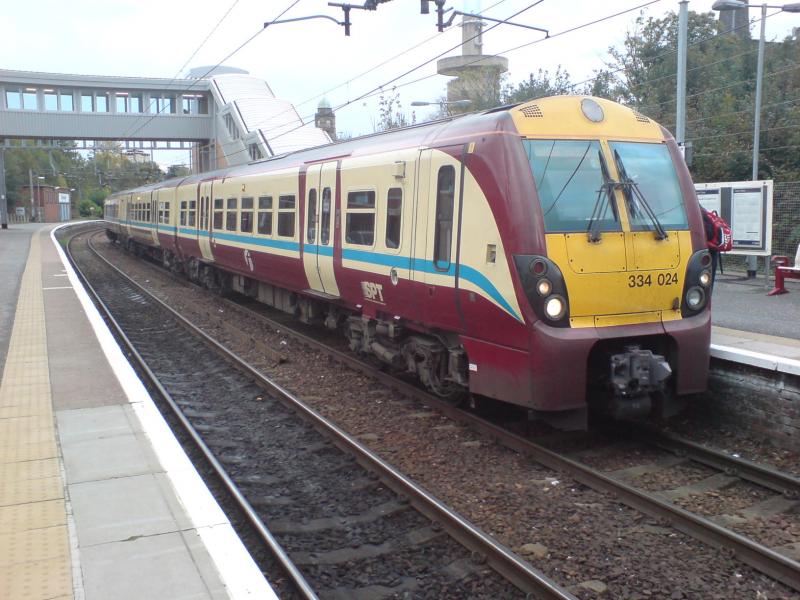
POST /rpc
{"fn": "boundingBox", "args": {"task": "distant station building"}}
[436,16,508,104]
[315,98,336,141]
[21,184,72,222]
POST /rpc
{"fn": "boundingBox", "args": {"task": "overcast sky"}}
[3,0,799,168]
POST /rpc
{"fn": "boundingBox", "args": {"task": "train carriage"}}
[105,96,711,428]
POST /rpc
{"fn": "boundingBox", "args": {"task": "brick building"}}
[20,185,72,222]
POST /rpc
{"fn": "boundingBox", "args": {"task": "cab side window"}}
[433,166,455,270]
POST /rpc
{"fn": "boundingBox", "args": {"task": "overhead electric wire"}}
[693,142,800,157]
[257,0,659,152]
[567,7,781,95]
[118,0,243,140]
[122,0,302,142]
[636,60,800,112]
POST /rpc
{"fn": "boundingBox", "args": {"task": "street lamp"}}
[713,0,800,276]
[35,176,45,223]
[410,99,472,108]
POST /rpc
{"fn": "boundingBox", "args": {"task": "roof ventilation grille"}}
[520,104,543,118]
[633,110,651,123]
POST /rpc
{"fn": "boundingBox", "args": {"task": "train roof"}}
[107,96,668,201]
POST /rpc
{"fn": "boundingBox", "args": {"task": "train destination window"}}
[226,198,238,231]
[346,190,375,246]
[307,189,317,243]
[385,187,402,249]
[609,142,688,231]
[257,196,273,235]
[213,198,224,229]
[277,195,296,237]
[241,197,254,233]
[434,167,455,269]
[320,187,332,245]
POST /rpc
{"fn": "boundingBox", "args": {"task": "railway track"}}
[79,224,800,594]
[63,224,575,600]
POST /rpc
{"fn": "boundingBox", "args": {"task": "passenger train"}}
[104,96,711,429]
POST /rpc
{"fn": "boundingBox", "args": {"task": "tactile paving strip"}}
[0,231,73,599]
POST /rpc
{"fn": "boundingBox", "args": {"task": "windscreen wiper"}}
[587,149,619,243]
[613,149,668,240]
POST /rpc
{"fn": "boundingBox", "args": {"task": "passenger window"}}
[179,200,187,226]
[385,187,402,249]
[188,200,196,227]
[320,187,331,245]
[241,197,253,233]
[213,198,223,229]
[257,196,273,235]
[226,197,237,231]
[307,189,317,243]
[434,166,455,270]
[278,194,295,238]
[345,190,375,246]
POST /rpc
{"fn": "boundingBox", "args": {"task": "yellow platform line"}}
[0,230,73,599]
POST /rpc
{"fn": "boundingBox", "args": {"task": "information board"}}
[58,192,70,205]
[693,180,773,256]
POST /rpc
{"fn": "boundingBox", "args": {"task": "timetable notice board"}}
[694,180,773,256]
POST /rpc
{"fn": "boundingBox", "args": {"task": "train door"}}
[303,162,340,297]
[197,181,214,260]
[150,192,159,246]
[412,148,464,329]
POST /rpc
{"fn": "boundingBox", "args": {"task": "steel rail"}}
[87,225,800,593]
[64,228,321,600]
[630,426,800,499]
[77,227,576,600]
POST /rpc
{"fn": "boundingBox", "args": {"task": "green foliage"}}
[374,92,416,132]
[78,199,99,217]
[503,67,574,103]
[3,141,167,211]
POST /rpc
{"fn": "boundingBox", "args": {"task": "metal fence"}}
[772,182,800,259]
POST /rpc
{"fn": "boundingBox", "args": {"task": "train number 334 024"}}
[627,272,679,288]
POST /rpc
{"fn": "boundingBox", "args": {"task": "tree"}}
[374,92,416,132]
[503,66,574,103]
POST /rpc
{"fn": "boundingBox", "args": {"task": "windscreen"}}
[523,139,619,233]
[609,141,688,230]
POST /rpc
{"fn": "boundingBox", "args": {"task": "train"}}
[104,95,711,429]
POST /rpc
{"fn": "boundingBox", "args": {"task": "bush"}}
[79,199,99,217]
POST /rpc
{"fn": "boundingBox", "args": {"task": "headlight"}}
[685,286,705,310]
[699,270,711,287]
[537,278,552,296]
[545,295,566,320]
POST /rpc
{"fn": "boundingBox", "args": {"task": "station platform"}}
[710,271,800,376]
[0,223,276,600]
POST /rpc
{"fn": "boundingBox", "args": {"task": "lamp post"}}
[36,175,45,222]
[712,0,800,277]
[411,99,472,115]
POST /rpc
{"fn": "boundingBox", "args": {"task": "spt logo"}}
[243,249,254,272]
[360,281,384,303]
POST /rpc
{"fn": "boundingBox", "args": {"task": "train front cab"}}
[510,97,711,428]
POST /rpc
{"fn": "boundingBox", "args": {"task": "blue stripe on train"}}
[127,221,522,321]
